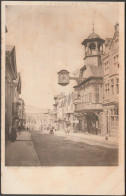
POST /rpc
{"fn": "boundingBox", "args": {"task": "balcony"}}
[75,102,103,112]
[85,50,103,56]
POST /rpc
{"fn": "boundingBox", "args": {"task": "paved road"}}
[31,131,118,166]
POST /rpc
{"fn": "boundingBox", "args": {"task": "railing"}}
[85,50,103,56]
[75,102,103,112]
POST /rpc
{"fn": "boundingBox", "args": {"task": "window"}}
[85,94,88,102]
[104,61,109,71]
[111,107,119,127]
[105,84,107,98]
[116,78,119,94]
[107,84,109,97]
[89,93,92,103]
[111,79,114,95]
[89,43,96,55]
[104,63,106,70]
[89,43,96,50]
[95,86,99,103]
[114,54,119,67]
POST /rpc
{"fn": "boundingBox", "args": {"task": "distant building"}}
[53,93,65,131]
[43,109,54,130]
[18,98,26,128]
[64,92,75,132]
[102,23,119,137]
[53,92,75,132]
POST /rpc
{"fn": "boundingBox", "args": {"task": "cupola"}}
[81,25,105,67]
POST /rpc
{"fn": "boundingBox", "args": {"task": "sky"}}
[5,2,119,109]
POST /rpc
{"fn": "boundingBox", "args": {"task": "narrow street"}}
[31,131,118,166]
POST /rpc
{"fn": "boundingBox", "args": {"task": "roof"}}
[58,70,69,74]
[89,65,103,77]
[87,32,100,39]
[6,45,15,54]
[54,92,65,100]
[81,32,105,45]
[74,75,103,88]
[74,65,103,88]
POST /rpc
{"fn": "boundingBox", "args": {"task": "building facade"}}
[53,92,76,132]
[102,23,119,137]
[5,45,21,139]
[73,31,105,135]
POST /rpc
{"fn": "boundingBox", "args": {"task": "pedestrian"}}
[18,125,21,135]
[11,121,17,142]
[66,122,71,134]
[50,126,54,134]
[67,124,71,134]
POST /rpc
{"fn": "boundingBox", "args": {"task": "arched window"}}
[89,42,96,50]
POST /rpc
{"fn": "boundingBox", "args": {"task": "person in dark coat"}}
[11,121,17,142]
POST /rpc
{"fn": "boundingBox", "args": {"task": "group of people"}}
[48,122,71,135]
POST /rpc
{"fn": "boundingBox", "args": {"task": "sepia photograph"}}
[1,1,125,195]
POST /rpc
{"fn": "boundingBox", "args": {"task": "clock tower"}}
[81,29,105,67]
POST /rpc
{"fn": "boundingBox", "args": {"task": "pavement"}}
[44,130,118,148]
[5,131,41,166]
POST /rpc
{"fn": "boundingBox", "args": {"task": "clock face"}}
[59,74,69,82]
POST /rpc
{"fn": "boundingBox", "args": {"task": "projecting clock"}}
[59,74,69,82]
[58,69,70,86]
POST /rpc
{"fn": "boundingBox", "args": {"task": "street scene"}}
[5,3,119,166]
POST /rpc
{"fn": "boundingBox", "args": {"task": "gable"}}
[111,30,119,50]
